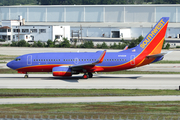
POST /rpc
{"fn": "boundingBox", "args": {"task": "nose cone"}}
[7,61,13,69]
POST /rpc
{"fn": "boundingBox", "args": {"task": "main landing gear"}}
[83,72,93,79]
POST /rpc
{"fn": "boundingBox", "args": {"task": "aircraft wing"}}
[70,50,106,68]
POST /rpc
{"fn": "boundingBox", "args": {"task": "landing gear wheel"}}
[88,72,93,78]
[24,74,28,78]
[83,74,89,79]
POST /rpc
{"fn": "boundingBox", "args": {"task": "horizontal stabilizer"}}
[146,51,171,58]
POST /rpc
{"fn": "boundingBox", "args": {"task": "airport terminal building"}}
[0,5,180,44]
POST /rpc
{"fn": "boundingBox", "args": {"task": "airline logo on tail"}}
[140,19,166,49]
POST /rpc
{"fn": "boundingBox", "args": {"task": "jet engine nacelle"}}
[52,66,72,77]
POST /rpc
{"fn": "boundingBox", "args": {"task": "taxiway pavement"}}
[0,74,180,89]
[0,96,180,104]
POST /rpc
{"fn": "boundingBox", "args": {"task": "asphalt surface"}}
[0,96,180,104]
[0,74,180,89]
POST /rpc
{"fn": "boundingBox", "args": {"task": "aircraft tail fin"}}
[135,17,169,55]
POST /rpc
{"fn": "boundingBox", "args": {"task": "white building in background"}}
[0,16,70,42]
[1,5,180,41]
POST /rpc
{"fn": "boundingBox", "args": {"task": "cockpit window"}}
[14,58,21,61]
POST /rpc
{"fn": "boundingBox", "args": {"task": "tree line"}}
[0,0,179,6]
[39,0,180,4]
[0,36,170,49]
[0,0,37,6]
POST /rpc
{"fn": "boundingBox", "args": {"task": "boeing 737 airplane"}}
[7,17,169,79]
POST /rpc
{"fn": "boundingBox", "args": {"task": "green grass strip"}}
[0,102,180,119]
[0,62,6,63]
[155,60,180,64]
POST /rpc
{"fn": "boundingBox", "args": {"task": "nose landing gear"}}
[24,74,28,78]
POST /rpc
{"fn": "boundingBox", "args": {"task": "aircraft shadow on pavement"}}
[0,76,80,82]
[94,75,141,79]
[41,76,81,82]
[0,75,142,82]
[40,75,142,82]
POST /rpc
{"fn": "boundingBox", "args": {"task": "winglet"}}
[123,45,128,50]
[95,50,106,63]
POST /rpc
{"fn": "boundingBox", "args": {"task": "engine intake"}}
[52,66,72,76]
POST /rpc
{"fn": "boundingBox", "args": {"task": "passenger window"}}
[59,59,61,61]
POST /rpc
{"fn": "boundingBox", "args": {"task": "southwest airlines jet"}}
[7,17,169,79]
